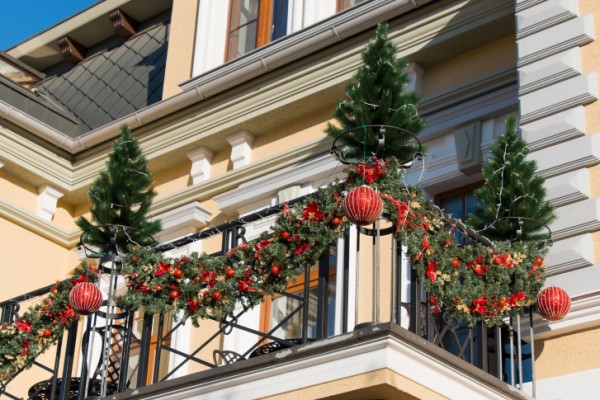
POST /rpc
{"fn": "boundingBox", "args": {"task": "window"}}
[436,184,480,244]
[225,0,339,61]
[260,246,337,340]
[226,0,272,61]
[337,0,368,11]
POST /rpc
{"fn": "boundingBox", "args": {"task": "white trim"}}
[36,184,63,221]
[517,14,594,66]
[516,0,579,39]
[406,62,424,96]
[153,202,211,242]
[518,47,582,95]
[187,147,214,185]
[520,106,585,151]
[519,72,598,124]
[192,0,229,76]
[528,132,600,179]
[524,368,600,400]
[544,233,594,276]
[162,333,522,400]
[214,152,343,213]
[545,168,589,208]
[550,197,600,241]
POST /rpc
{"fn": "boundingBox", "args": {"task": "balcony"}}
[0,202,536,400]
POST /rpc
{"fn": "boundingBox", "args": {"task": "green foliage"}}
[76,126,161,253]
[468,117,555,241]
[325,23,426,163]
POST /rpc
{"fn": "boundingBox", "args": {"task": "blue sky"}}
[0,1,99,51]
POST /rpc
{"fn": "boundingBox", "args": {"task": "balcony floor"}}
[106,323,532,400]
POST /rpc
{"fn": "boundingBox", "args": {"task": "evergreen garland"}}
[468,117,555,241]
[325,23,426,163]
[76,126,161,253]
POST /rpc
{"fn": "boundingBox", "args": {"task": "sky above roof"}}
[0,0,99,51]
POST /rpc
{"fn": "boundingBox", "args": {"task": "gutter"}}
[0,0,431,155]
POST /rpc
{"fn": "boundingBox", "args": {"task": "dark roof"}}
[34,17,169,137]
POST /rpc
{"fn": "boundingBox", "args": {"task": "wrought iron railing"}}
[0,204,536,399]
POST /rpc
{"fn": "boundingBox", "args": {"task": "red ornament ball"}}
[69,282,103,315]
[280,231,291,241]
[537,286,571,321]
[173,269,184,280]
[225,267,236,278]
[170,290,180,300]
[212,291,222,301]
[343,186,382,226]
[42,329,52,338]
[331,217,342,228]
[271,264,281,276]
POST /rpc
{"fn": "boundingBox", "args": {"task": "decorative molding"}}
[545,168,589,208]
[187,147,214,185]
[525,368,600,400]
[519,72,598,124]
[108,9,138,38]
[520,106,585,151]
[516,0,579,39]
[36,185,64,221]
[518,47,582,95]
[516,0,547,13]
[549,197,600,241]
[0,199,79,248]
[227,131,254,170]
[528,133,600,179]
[152,201,211,242]
[420,67,516,118]
[406,63,423,97]
[57,36,87,63]
[544,233,594,276]
[454,121,482,175]
[214,152,342,214]
[517,14,594,66]
[0,160,4,169]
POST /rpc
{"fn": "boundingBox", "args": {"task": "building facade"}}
[1,0,599,398]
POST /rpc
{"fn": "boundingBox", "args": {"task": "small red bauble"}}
[331,217,342,228]
[42,329,52,338]
[271,264,281,276]
[343,186,382,226]
[452,258,460,268]
[170,290,180,300]
[225,267,235,278]
[212,291,222,301]
[537,286,571,321]
[535,257,544,265]
[280,231,291,241]
[173,269,184,279]
[69,282,103,315]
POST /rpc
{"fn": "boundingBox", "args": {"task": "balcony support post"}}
[59,321,78,400]
[136,313,154,387]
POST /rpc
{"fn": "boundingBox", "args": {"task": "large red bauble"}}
[537,286,571,321]
[343,186,382,226]
[69,282,103,315]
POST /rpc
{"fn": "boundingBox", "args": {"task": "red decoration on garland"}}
[343,186,382,226]
[69,282,103,315]
[537,286,571,321]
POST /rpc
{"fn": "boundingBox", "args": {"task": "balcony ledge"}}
[107,323,531,400]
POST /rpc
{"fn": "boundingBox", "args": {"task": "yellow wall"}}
[580,0,600,135]
[535,326,600,380]
[422,35,516,97]
[162,0,199,99]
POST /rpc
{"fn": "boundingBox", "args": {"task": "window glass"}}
[438,187,478,244]
[269,246,337,339]
[227,0,260,60]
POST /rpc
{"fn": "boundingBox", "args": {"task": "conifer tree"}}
[468,117,554,241]
[76,125,161,253]
[326,22,426,163]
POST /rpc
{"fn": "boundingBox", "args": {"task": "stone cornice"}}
[0,199,79,248]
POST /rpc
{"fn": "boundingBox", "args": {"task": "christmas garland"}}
[0,157,547,383]
[119,157,546,327]
[0,265,97,381]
